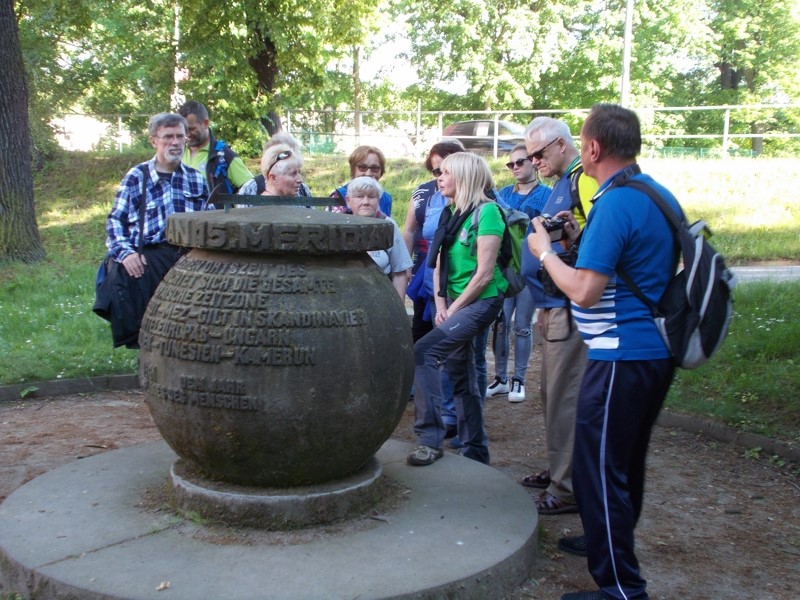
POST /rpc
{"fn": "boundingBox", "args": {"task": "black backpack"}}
[616,177,737,369]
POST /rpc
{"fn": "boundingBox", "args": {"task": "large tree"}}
[708,0,800,154]
[17,0,382,155]
[160,0,378,151]
[394,0,716,114]
[0,0,45,263]
[393,0,565,110]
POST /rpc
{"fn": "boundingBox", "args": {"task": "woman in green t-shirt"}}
[407,152,507,467]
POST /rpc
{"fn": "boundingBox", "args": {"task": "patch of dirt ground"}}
[2,347,799,599]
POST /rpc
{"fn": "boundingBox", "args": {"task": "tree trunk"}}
[353,45,362,143]
[0,0,45,263]
[248,27,282,135]
[751,122,765,156]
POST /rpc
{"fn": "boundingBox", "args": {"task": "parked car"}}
[442,120,526,154]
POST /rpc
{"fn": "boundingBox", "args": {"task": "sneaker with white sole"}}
[406,445,444,466]
[508,378,525,403]
[485,376,510,398]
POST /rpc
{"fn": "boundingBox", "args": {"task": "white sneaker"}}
[508,378,525,403]
[485,376,510,398]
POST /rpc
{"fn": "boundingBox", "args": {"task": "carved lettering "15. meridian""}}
[169,220,392,253]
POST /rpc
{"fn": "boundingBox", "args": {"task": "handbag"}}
[93,256,118,322]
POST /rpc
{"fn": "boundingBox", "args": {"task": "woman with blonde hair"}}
[252,143,304,197]
[407,152,508,466]
[238,133,311,197]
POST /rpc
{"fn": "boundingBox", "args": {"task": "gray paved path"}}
[731,265,800,283]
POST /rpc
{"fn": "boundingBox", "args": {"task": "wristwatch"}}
[539,249,557,262]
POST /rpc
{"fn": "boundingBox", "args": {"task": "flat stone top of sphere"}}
[167,207,395,254]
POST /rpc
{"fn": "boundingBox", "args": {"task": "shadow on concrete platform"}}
[0,439,538,600]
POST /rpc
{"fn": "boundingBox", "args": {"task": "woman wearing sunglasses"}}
[403,139,465,440]
[485,144,552,403]
[329,146,393,216]
[408,152,507,467]
[500,143,551,220]
[403,139,466,343]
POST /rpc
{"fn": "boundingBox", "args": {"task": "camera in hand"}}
[540,214,567,241]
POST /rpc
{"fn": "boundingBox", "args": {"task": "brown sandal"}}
[520,469,551,489]
[536,491,579,515]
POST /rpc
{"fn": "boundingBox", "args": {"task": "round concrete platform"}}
[0,440,538,600]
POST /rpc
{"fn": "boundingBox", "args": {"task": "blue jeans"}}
[443,326,488,426]
[412,295,503,463]
[492,287,535,382]
[474,325,489,402]
[441,370,456,426]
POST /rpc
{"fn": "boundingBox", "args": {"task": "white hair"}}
[524,117,575,148]
[346,176,383,198]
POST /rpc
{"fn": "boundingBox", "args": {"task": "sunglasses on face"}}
[505,158,530,169]
[527,138,559,161]
[356,164,382,174]
[268,150,292,174]
[431,167,443,177]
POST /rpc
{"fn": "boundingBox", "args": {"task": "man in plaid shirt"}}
[101,112,210,348]
[106,112,209,273]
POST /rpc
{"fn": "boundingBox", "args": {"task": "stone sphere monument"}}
[0,206,540,597]
[138,207,414,524]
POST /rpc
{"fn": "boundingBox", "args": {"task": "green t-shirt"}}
[446,202,508,299]
[182,143,253,189]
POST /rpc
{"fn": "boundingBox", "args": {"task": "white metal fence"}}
[53,103,800,159]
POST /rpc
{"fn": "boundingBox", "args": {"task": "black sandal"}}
[520,469,551,489]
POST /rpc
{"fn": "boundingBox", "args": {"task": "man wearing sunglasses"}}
[517,117,597,517]
[528,103,680,600]
[485,144,552,403]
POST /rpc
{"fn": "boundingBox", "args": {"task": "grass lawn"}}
[1,151,798,443]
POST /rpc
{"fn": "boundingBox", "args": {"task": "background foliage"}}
[15,0,800,159]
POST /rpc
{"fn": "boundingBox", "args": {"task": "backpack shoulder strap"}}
[254,174,266,195]
[470,202,485,234]
[613,174,681,316]
[622,179,684,232]
[469,202,513,270]
[568,165,586,221]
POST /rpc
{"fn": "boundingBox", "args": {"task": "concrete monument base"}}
[170,455,384,528]
[0,440,538,600]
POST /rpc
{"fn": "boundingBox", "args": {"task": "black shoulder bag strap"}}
[427,206,474,298]
[135,165,151,256]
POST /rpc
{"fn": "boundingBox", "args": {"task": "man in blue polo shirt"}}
[518,117,597,516]
[527,103,681,600]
